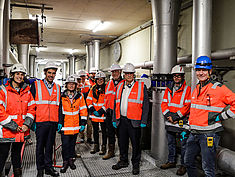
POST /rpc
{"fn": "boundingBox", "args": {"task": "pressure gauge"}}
[113,42,122,62]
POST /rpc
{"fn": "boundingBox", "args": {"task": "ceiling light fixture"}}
[90,21,110,33]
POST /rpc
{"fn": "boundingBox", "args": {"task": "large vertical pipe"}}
[151,0,181,161]
[85,43,90,72]
[69,55,75,75]
[29,55,36,77]
[17,44,29,72]
[62,62,67,80]
[89,42,94,71]
[93,39,100,70]
[3,0,9,66]
[191,0,212,90]
[0,0,5,70]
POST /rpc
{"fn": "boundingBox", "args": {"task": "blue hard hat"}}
[195,56,212,69]
[141,74,149,78]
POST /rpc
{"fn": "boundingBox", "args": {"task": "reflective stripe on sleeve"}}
[87,97,93,100]
[191,104,223,112]
[81,116,87,120]
[79,106,87,110]
[0,116,12,125]
[26,113,34,120]
[226,109,235,118]
[163,109,170,115]
[28,100,35,107]
[221,112,229,120]
[177,111,183,118]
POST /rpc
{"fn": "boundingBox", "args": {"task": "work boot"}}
[60,161,69,173]
[45,167,59,176]
[112,161,129,170]
[176,165,187,176]
[132,166,140,175]
[90,144,99,154]
[160,162,176,169]
[37,170,44,177]
[103,144,115,160]
[87,138,93,144]
[68,158,76,170]
[99,145,106,155]
[13,168,22,177]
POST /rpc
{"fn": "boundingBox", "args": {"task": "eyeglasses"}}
[173,74,182,78]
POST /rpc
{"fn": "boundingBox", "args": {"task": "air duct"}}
[17,44,29,72]
[29,55,36,77]
[151,0,181,161]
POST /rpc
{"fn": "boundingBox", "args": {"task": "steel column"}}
[69,55,75,75]
[88,42,94,71]
[17,44,29,72]
[93,39,100,70]
[29,55,36,77]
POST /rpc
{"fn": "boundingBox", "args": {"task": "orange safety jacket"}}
[104,79,124,110]
[34,80,60,122]
[161,81,191,131]
[86,86,106,122]
[0,81,36,142]
[89,79,96,87]
[189,80,235,133]
[115,81,144,121]
[59,91,87,135]
[81,81,91,95]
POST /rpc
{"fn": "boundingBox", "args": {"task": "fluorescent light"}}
[67,49,79,54]
[92,21,110,33]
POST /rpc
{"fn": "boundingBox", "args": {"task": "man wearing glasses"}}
[160,65,191,176]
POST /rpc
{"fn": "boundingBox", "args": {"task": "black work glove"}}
[98,108,106,116]
[3,120,18,131]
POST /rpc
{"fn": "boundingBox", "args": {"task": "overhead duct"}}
[151,0,181,161]
[93,39,100,70]
[69,55,76,75]
[29,55,36,77]
[17,44,29,72]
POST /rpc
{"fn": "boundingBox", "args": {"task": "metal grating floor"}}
[5,133,188,177]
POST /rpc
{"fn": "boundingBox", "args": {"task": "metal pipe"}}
[93,40,100,70]
[151,0,181,161]
[29,55,36,77]
[191,0,212,91]
[85,44,90,72]
[69,55,75,75]
[88,42,94,71]
[17,44,29,72]
[3,0,9,66]
[217,147,235,175]
[0,0,5,69]
[62,62,67,80]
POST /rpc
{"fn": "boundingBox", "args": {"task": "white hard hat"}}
[65,75,77,84]
[44,61,58,71]
[123,63,135,73]
[95,71,106,79]
[71,74,80,79]
[89,67,97,74]
[78,70,87,77]
[10,63,27,74]
[110,64,122,71]
[171,65,185,74]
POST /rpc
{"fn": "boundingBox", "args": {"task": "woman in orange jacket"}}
[0,63,36,177]
[86,71,107,155]
[58,75,88,173]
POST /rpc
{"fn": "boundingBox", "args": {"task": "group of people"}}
[0,61,148,177]
[0,55,235,177]
[161,56,235,177]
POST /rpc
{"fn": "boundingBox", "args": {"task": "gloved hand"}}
[180,131,189,141]
[31,122,36,132]
[140,123,146,128]
[57,124,62,133]
[214,114,222,122]
[3,120,18,131]
[113,122,117,128]
[79,125,85,132]
[93,111,100,117]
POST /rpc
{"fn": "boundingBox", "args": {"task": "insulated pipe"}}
[93,39,100,70]
[85,43,90,72]
[62,62,67,80]
[0,0,5,69]
[69,55,75,75]
[3,0,9,66]
[29,55,36,77]
[17,44,29,73]
[88,42,94,71]
[191,0,212,90]
[151,0,181,161]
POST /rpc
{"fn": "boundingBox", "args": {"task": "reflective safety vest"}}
[161,81,191,129]
[115,81,144,120]
[105,79,124,110]
[189,81,235,132]
[61,93,87,135]
[86,86,106,122]
[89,79,95,87]
[34,80,60,122]
[81,81,91,94]
[0,82,36,142]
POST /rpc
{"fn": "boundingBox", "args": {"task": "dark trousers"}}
[92,121,107,145]
[106,114,116,144]
[36,122,57,170]
[61,133,78,161]
[166,131,187,165]
[184,133,220,177]
[0,142,23,172]
[117,117,141,168]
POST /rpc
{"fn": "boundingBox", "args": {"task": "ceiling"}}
[11,0,152,60]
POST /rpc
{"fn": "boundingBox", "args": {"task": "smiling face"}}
[173,74,184,84]
[13,72,25,84]
[196,68,212,82]
[44,68,57,83]
[96,78,104,85]
[67,82,76,91]
[112,70,121,80]
[124,72,134,83]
